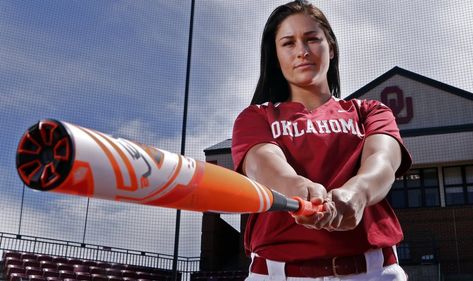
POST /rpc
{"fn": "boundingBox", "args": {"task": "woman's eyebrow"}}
[278,30,320,41]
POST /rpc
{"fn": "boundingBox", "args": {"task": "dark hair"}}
[251,0,340,105]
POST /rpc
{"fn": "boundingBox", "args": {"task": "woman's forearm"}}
[340,134,402,206]
[243,143,327,202]
[243,143,304,197]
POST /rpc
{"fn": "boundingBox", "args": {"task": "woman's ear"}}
[330,49,334,60]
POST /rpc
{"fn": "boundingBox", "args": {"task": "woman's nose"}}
[297,44,310,58]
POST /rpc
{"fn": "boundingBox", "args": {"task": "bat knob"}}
[16,119,74,191]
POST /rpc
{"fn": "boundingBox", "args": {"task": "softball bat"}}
[16,119,322,216]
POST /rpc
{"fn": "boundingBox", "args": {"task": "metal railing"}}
[0,232,200,281]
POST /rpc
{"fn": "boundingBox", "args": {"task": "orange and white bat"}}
[16,119,322,216]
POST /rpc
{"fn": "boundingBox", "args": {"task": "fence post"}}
[17,185,26,238]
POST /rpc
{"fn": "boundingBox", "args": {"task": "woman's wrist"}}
[274,175,313,199]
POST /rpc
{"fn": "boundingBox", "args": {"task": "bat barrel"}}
[16,119,74,191]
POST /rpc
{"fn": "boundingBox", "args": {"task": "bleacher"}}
[0,232,251,281]
[1,251,179,281]
[189,271,247,281]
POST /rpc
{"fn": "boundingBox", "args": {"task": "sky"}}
[0,1,472,259]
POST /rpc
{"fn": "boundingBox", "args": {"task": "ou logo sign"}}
[380,86,413,124]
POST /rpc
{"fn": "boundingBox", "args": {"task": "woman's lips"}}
[294,63,315,69]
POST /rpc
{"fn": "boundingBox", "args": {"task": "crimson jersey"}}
[231,97,412,262]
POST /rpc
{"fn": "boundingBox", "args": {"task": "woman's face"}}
[275,13,333,91]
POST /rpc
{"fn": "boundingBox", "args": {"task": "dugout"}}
[202,66,473,280]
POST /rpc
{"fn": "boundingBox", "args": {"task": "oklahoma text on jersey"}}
[270,118,364,139]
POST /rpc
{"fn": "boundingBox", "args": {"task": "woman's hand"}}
[289,176,327,204]
[293,186,366,231]
[324,187,367,231]
[292,180,334,228]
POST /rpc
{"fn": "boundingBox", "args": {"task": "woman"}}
[231,1,412,280]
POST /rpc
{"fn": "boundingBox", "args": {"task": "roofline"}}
[203,139,232,152]
[204,147,231,155]
[345,66,473,101]
[401,123,473,137]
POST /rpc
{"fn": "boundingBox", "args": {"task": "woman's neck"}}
[288,84,332,111]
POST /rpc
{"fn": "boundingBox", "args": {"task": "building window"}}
[388,168,440,208]
[397,242,410,262]
[443,165,473,206]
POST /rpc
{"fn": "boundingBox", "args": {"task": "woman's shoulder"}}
[339,97,395,124]
[235,102,271,124]
[340,97,386,111]
[237,102,278,116]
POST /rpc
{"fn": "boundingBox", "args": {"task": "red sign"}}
[380,86,413,124]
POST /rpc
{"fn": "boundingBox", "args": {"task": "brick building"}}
[201,67,473,280]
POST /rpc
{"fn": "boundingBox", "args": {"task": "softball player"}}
[231,1,412,280]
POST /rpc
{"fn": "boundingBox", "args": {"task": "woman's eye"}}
[282,41,294,47]
[308,37,321,43]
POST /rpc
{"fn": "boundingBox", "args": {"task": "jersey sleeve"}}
[360,99,412,177]
[231,105,278,173]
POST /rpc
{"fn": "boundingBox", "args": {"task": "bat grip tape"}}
[268,190,301,212]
